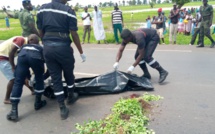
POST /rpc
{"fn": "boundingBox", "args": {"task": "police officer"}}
[113,28,168,83]
[197,0,215,48]
[37,0,86,120]
[2,0,39,37]
[7,34,46,121]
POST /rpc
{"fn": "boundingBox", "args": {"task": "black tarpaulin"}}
[44,70,153,99]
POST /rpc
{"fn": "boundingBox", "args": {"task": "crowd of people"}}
[0,0,213,122]
[146,0,215,48]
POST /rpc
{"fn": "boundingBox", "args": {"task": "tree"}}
[99,2,103,7]
[122,0,125,6]
[137,0,142,5]
[157,0,161,4]
[143,0,147,4]
[149,1,155,8]
[132,0,136,5]
[172,0,191,9]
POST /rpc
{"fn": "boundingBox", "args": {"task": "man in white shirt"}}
[81,6,92,44]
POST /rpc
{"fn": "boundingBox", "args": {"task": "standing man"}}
[37,0,86,120]
[197,0,215,48]
[111,3,124,44]
[81,6,92,44]
[0,36,34,104]
[190,9,201,45]
[7,34,46,121]
[152,8,165,45]
[2,0,39,37]
[92,5,107,44]
[169,3,179,45]
[113,28,168,83]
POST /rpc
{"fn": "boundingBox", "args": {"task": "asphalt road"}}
[0,43,215,134]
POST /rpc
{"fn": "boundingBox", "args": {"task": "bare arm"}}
[116,45,125,62]
[70,30,83,54]
[9,45,18,71]
[2,6,14,18]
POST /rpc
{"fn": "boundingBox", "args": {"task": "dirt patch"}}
[0,28,14,31]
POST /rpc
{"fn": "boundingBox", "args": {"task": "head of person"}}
[158,8,162,15]
[27,34,39,44]
[22,0,33,11]
[114,3,119,10]
[58,0,70,5]
[94,5,98,12]
[202,0,208,5]
[84,6,88,12]
[121,29,133,44]
[173,3,177,9]
[162,12,165,15]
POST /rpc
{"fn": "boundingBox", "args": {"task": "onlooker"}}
[7,34,46,121]
[162,12,168,35]
[131,12,134,20]
[5,16,10,29]
[2,0,39,37]
[0,36,34,104]
[146,16,151,28]
[81,6,92,44]
[111,3,124,44]
[37,0,86,120]
[152,8,165,45]
[92,6,107,44]
[197,0,215,48]
[169,3,179,45]
[151,16,157,29]
[184,11,193,35]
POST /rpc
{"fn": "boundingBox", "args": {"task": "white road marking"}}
[91,48,192,53]
[74,72,99,76]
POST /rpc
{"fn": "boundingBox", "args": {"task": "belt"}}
[44,32,70,38]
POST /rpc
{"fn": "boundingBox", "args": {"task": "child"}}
[146,16,151,28]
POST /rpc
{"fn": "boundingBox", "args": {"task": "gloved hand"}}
[113,62,119,70]
[127,65,135,74]
[80,54,86,62]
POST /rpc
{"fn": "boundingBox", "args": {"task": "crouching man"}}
[7,34,46,121]
[113,28,168,83]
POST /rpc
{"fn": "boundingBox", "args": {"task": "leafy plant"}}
[72,93,163,134]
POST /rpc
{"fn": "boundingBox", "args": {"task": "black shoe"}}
[159,70,168,83]
[141,73,151,80]
[197,44,204,48]
[59,102,69,120]
[67,92,78,105]
[210,42,215,48]
[34,95,47,110]
[7,103,18,121]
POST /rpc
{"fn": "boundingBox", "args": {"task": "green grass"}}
[1,3,215,45]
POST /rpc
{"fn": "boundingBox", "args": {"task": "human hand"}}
[2,6,6,12]
[80,54,86,62]
[127,65,134,74]
[113,62,119,70]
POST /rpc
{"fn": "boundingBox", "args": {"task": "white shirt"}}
[82,12,91,26]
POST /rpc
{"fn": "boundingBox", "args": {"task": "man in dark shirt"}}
[7,34,46,121]
[113,28,168,83]
[169,3,179,45]
[37,0,86,120]
[152,8,165,45]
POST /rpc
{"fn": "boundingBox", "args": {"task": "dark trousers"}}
[43,42,75,103]
[135,34,161,70]
[200,20,215,44]
[113,24,123,43]
[10,55,44,103]
[82,25,91,43]
[190,28,200,45]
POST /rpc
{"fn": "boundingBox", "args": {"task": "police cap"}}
[22,0,31,4]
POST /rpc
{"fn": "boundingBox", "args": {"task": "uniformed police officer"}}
[113,28,168,83]
[37,0,86,120]
[7,34,46,121]
[197,0,215,48]
[2,0,39,37]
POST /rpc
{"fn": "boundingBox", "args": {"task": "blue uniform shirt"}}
[19,44,44,61]
[37,0,78,43]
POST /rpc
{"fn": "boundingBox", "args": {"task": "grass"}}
[0,3,215,45]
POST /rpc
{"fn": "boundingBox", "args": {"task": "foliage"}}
[172,0,191,9]
[149,1,155,8]
[72,93,163,134]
